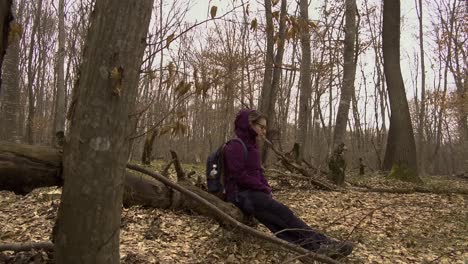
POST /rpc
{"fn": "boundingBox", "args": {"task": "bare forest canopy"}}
[0,1,467,263]
[0,0,466,175]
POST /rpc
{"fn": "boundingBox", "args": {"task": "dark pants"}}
[234,190,330,251]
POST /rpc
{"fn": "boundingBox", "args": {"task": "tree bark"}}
[259,0,274,116]
[333,0,357,148]
[297,0,312,160]
[330,0,357,186]
[52,0,66,146]
[271,2,287,132]
[24,0,43,144]
[0,0,12,91]
[258,0,287,163]
[141,129,158,165]
[416,0,426,175]
[54,1,154,263]
[0,141,62,194]
[382,0,421,183]
[0,16,21,142]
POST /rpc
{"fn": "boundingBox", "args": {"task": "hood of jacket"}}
[234,109,258,146]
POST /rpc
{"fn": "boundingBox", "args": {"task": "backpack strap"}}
[231,138,248,162]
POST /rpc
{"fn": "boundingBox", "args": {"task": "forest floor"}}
[0,163,467,264]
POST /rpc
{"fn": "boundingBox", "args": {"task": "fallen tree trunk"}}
[0,141,244,224]
[349,185,468,195]
[0,141,63,194]
[0,142,341,263]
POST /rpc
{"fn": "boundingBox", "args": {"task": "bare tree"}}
[53,0,154,262]
[52,0,66,146]
[436,0,467,145]
[297,0,312,160]
[259,0,287,162]
[329,0,357,185]
[415,0,427,174]
[382,0,421,182]
[24,0,43,144]
[259,0,274,117]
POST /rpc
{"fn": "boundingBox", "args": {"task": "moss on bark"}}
[387,164,422,184]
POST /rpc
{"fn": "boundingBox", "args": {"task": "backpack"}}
[206,138,248,197]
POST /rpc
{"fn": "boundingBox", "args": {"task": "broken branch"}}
[0,241,54,252]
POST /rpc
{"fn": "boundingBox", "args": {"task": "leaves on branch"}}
[166,33,175,48]
[162,62,176,86]
[272,11,280,21]
[308,20,317,29]
[250,18,258,31]
[158,121,187,137]
[175,111,187,119]
[148,70,157,80]
[210,6,218,19]
[174,80,191,97]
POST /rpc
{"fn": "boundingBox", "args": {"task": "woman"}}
[223,109,353,259]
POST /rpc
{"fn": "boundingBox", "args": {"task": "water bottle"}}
[209,164,218,179]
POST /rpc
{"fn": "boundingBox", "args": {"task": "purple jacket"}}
[224,109,271,201]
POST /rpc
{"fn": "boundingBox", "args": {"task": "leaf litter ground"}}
[0,169,467,264]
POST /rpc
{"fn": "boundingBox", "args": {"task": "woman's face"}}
[251,117,267,139]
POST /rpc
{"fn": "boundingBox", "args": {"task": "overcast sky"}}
[185,0,428,94]
[180,0,443,127]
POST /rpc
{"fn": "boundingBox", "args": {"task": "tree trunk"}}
[263,0,287,162]
[25,0,43,144]
[54,1,154,263]
[382,0,421,183]
[297,0,312,160]
[416,0,426,175]
[52,0,66,146]
[0,17,21,142]
[0,0,12,90]
[330,0,357,185]
[141,129,158,165]
[0,141,245,224]
[259,0,274,116]
[259,0,287,163]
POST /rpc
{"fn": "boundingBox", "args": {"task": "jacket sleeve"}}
[224,141,271,194]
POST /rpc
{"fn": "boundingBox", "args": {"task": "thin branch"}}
[263,138,336,191]
[142,3,246,64]
[128,91,193,140]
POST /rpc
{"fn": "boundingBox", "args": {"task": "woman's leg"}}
[236,190,330,251]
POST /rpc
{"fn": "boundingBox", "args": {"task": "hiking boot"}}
[316,240,354,259]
